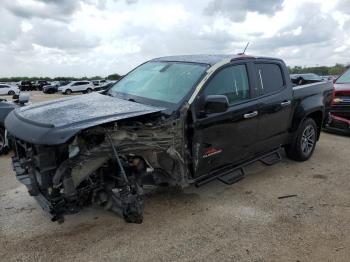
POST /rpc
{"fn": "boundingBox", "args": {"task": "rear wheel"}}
[65,89,72,95]
[8,90,15,95]
[86,88,92,93]
[285,118,317,161]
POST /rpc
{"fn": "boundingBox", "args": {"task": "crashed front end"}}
[5,94,190,223]
[9,118,188,223]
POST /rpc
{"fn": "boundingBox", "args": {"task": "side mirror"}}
[204,95,229,114]
[18,93,30,105]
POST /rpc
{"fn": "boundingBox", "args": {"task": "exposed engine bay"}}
[11,115,189,223]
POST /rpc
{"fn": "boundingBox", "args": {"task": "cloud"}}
[0,6,22,43]
[5,0,81,22]
[204,0,284,22]
[4,0,138,22]
[337,0,350,15]
[0,0,350,77]
[30,21,100,51]
[253,3,339,50]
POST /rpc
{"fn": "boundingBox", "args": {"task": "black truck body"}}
[5,55,333,223]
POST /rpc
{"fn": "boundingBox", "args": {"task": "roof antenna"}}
[239,42,249,55]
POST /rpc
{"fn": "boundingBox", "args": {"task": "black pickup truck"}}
[5,55,333,223]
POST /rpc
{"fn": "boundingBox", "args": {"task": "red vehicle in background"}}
[325,68,350,134]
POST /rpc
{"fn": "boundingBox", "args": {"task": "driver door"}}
[191,62,260,178]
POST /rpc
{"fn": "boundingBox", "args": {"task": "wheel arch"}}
[291,109,323,141]
[306,110,323,140]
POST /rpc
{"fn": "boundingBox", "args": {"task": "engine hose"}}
[105,133,129,184]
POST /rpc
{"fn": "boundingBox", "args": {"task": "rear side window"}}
[257,63,284,95]
[204,64,250,105]
[73,82,86,86]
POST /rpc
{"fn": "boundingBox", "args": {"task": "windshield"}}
[336,69,350,84]
[108,61,208,104]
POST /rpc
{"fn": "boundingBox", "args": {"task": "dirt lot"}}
[1,92,350,261]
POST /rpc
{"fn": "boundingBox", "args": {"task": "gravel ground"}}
[1,92,350,262]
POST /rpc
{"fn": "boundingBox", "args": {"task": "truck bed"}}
[293,81,333,100]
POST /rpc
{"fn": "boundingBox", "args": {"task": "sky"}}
[0,0,350,77]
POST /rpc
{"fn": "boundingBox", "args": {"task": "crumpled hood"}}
[5,93,163,145]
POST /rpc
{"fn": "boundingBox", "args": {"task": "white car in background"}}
[0,84,20,96]
[58,81,95,95]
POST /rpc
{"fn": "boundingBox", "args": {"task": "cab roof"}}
[151,54,284,66]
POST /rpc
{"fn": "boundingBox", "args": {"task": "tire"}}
[86,88,92,94]
[65,89,72,95]
[0,128,8,156]
[8,90,15,95]
[285,118,318,161]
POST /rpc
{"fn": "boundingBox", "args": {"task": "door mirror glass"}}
[204,95,229,114]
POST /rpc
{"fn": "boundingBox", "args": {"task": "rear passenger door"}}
[254,61,293,152]
[80,82,90,90]
[73,82,85,91]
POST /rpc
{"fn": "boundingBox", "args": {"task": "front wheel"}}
[86,88,92,93]
[65,89,72,95]
[8,90,15,95]
[285,118,318,161]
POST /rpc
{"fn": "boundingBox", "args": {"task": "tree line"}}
[0,73,121,82]
[1,63,349,82]
[288,63,349,76]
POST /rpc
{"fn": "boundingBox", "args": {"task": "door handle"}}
[243,111,258,119]
[281,100,291,107]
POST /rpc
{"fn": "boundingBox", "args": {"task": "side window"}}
[204,64,250,105]
[257,63,284,95]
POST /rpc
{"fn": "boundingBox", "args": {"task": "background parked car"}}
[290,73,323,85]
[34,80,49,91]
[43,81,71,94]
[18,80,34,91]
[325,68,350,134]
[58,81,95,95]
[43,81,60,94]
[92,79,107,86]
[0,84,20,96]
[96,81,116,91]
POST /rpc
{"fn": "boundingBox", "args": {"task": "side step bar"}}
[195,149,281,187]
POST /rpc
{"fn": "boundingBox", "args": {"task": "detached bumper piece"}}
[12,156,78,223]
[11,153,145,224]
